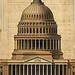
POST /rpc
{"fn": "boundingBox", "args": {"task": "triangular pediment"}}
[24,57,52,63]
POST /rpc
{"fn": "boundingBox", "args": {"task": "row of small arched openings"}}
[21,14,53,20]
[19,22,56,26]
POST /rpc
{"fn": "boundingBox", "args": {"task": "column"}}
[3,65,5,75]
[54,65,56,75]
[58,40,61,50]
[47,65,48,75]
[24,40,25,49]
[14,40,16,49]
[50,39,51,50]
[46,40,48,49]
[27,40,29,50]
[43,40,44,49]
[45,28,46,33]
[18,40,19,49]
[39,40,40,49]
[31,65,32,75]
[42,27,43,34]
[48,28,49,33]
[35,28,36,34]
[59,40,61,50]
[7,65,9,75]
[39,65,40,75]
[11,65,13,75]
[19,65,21,75]
[32,28,33,33]
[62,65,64,75]
[56,40,57,50]
[35,40,36,50]
[43,65,44,75]
[23,27,24,33]
[23,65,25,75]
[31,39,33,50]
[15,65,17,75]
[66,65,68,75]
[16,40,17,49]
[58,65,60,75]
[50,65,52,75]
[53,39,54,50]
[35,65,36,75]
[21,39,22,49]
[27,65,28,75]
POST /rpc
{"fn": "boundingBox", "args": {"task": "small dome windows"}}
[22,14,51,20]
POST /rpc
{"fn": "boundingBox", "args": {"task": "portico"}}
[6,57,68,75]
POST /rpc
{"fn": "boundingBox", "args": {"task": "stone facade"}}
[0,0,75,75]
[1,0,74,59]
[0,59,75,75]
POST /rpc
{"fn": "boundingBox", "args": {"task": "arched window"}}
[37,28,38,33]
[34,15,35,18]
[46,28,48,33]
[33,28,35,33]
[40,28,42,33]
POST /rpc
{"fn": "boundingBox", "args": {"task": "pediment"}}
[24,57,51,63]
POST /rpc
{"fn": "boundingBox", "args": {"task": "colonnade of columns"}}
[18,27,57,34]
[8,64,68,75]
[14,39,61,50]
[8,65,52,75]
[54,65,68,75]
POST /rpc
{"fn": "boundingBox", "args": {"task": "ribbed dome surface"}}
[21,0,54,20]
